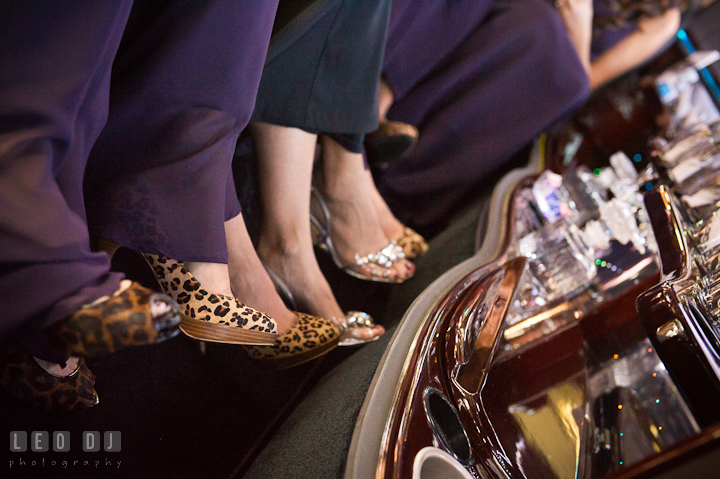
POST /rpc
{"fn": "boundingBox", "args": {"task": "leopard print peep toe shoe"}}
[144,254,278,346]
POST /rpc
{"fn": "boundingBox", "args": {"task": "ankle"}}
[257,233,307,262]
[378,79,394,122]
[377,214,405,240]
[320,175,360,201]
[319,141,366,191]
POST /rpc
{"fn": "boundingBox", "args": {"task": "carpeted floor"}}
[1,329,353,479]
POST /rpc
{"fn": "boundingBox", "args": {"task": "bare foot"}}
[363,169,406,243]
[317,136,414,281]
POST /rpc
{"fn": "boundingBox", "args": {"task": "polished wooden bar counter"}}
[346,48,720,478]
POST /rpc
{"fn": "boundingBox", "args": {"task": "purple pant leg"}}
[84,0,278,264]
[380,0,590,228]
[383,0,494,100]
[0,2,130,359]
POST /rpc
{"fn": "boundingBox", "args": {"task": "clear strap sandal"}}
[310,187,412,284]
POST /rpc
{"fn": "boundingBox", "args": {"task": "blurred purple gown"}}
[0,0,277,361]
[377,0,591,230]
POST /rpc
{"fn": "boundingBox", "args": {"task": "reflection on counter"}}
[494,340,699,479]
[509,378,585,479]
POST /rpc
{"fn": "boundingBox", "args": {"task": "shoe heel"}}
[179,317,278,345]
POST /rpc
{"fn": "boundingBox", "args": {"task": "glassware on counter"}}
[657,121,720,167]
[531,170,575,224]
[599,199,649,255]
[655,51,720,136]
[518,217,597,305]
[506,149,659,333]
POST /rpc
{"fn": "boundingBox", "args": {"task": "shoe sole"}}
[252,335,341,370]
[341,263,412,284]
[179,316,277,345]
[339,334,381,347]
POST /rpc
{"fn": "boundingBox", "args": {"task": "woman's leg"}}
[225,213,298,334]
[0,3,182,412]
[84,0,278,267]
[364,169,406,243]
[251,122,384,340]
[251,123,343,321]
[382,0,494,102]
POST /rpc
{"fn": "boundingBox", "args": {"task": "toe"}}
[346,324,384,341]
[394,259,415,280]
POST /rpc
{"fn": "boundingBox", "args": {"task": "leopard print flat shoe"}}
[46,280,181,357]
[394,226,428,260]
[0,346,98,412]
[144,254,278,346]
[245,312,340,370]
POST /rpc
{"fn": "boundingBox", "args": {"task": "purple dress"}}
[0,0,277,361]
[377,0,591,230]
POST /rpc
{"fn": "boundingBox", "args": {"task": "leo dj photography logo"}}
[9,431,122,470]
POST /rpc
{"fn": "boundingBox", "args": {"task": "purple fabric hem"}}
[101,235,229,265]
